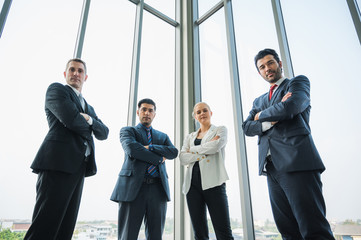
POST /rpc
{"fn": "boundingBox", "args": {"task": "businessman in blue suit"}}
[111,98,178,240]
[25,59,109,240]
[242,49,334,239]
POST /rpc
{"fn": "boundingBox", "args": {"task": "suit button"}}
[202,156,205,159]
[207,160,210,163]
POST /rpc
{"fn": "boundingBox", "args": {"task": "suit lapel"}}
[270,79,288,105]
[83,98,89,113]
[136,124,148,145]
[189,125,216,146]
[151,128,158,144]
[65,85,84,112]
[189,129,200,147]
[202,125,216,143]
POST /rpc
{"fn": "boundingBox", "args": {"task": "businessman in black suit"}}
[242,49,334,239]
[25,59,109,240]
[111,98,178,240]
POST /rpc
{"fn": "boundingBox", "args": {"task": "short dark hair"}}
[254,48,280,71]
[138,98,156,111]
[65,58,87,74]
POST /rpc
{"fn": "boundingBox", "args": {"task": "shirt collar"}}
[67,84,81,97]
[139,123,152,131]
[273,77,285,87]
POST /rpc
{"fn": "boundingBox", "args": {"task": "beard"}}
[265,67,282,83]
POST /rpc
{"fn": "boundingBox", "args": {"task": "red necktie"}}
[269,84,277,100]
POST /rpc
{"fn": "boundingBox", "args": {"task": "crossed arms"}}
[120,127,178,166]
[46,83,109,141]
[179,126,227,166]
[242,75,311,137]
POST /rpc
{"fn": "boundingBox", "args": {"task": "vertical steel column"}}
[73,0,91,58]
[271,0,294,78]
[174,0,186,238]
[223,0,255,239]
[346,0,361,45]
[192,0,202,108]
[127,0,144,126]
[0,0,12,38]
[174,0,202,238]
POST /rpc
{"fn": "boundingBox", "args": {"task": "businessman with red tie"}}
[243,49,334,239]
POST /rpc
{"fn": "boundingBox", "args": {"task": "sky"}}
[0,0,360,227]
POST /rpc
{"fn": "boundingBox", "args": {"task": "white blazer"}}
[179,125,229,194]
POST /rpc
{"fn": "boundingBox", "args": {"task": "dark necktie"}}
[79,93,85,111]
[79,93,90,156]
[146,127,159,177]
[269,84,277,100]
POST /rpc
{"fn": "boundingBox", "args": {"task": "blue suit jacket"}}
[242,75,325,175]
[30,83,109,177]
[110,123,178,202]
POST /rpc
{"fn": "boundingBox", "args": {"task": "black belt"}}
[143,178,161,184]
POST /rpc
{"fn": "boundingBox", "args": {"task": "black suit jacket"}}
[31,83,109,177]
[242,75,325,175]
[111,123,178,202]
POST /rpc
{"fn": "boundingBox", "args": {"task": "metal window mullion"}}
[223,0,255,239]
[129,0,179,27]
[0,0,12,38]
[271,0,294,78]
[192,0,202,113]
[174,0,185,238]
[127,0,144,127]
[346,0,361,45]
[195,0,223,25]
[144,3,178,27]
[73,0,91,58]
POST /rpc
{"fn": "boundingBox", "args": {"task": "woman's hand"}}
[211,135,220,141]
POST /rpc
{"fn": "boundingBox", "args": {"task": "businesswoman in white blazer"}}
[179,102,233,240]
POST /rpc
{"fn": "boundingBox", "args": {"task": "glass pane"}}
[199,9,243,238]
[281,0,361,223]
[0,0,82,220]
[199,0,221,17]
[145,0,175,20]
[137,10,176,239]
[232,0,281,236]
[79,0,135,224]
[0,0,5,10]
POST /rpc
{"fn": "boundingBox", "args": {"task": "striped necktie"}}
[146,127,159,177]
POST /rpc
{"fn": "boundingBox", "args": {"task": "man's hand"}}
[282,92,292,102]
[162,157,166,163]
[254,112,260,121]
[144,145,149,149]
[270,92,292,125]
[80,113,90,121]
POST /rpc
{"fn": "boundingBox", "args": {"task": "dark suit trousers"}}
[266,161,335,240]
[186,162,233,240]
[117,179,167,240]
[24,162,86,240]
